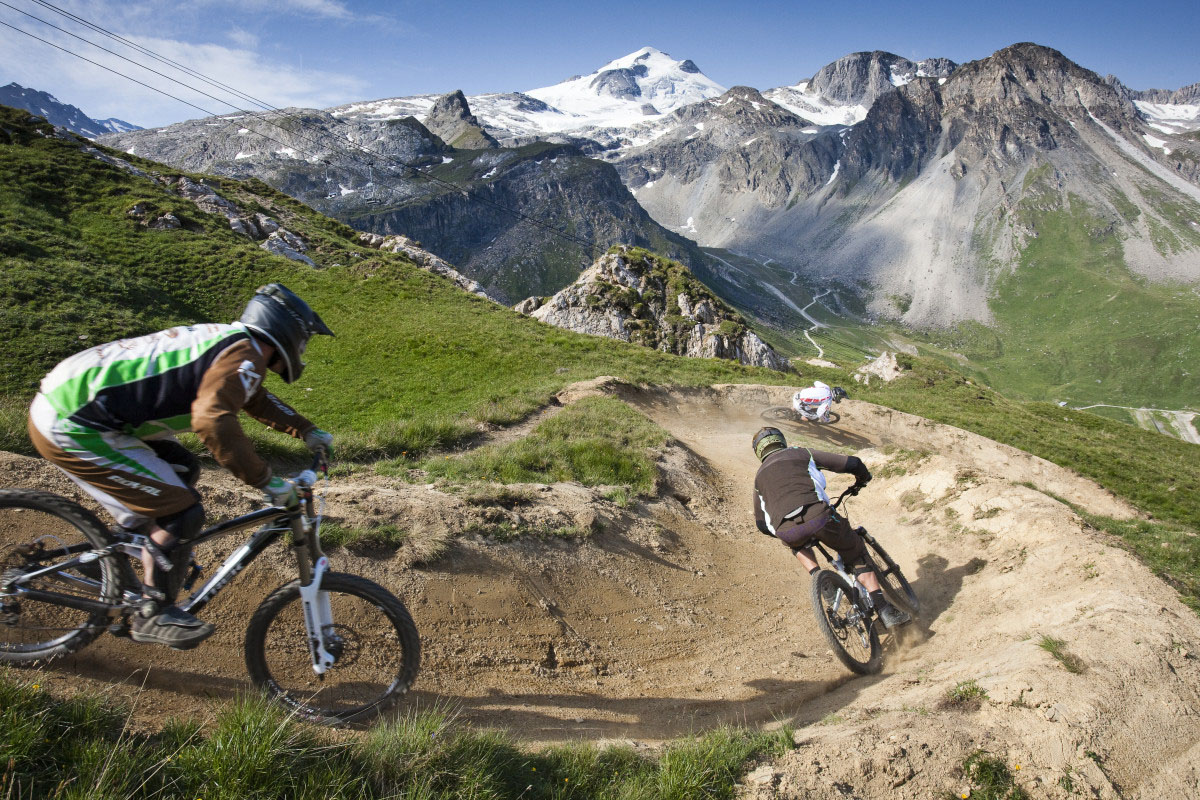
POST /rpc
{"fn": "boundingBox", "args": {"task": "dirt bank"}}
[2,382,1197,798]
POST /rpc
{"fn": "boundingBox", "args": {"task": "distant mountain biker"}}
[791,381,847,423]
[751,426,911,629]
[27,284,335,649]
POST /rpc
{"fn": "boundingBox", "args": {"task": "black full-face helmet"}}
[239,283,334,383]
[752,426,788,462]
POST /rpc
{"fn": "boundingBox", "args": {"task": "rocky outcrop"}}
[853,351,906,385]
[518,246,789,370]
[357,232,498,301]
[807,51,955,106]
[423,90,499,149]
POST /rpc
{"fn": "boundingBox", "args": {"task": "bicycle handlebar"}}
[829,483,864,510]
[294,454,328,490]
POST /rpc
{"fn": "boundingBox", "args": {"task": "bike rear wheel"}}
[244,572,420,725]
[810,569,881,674]
[0,490,120,663]
[863,536,919,616]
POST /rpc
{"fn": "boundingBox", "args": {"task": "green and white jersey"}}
[39,322,258,437]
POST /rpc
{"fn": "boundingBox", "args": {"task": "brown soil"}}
[2,381,1198,799]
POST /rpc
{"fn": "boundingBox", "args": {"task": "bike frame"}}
[5,468,338,675]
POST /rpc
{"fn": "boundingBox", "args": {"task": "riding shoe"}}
[130,603,215,650]
[877,603,912,629]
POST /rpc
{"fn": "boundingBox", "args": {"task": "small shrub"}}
[945,679,988,708]
[459,484,534,507]
[319,521,408,551]
[952,749,1030,800]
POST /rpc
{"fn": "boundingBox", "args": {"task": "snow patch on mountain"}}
[1135,100,1200,134]
[763,82,869,126]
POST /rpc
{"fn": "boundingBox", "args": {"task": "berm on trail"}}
[2,382,1196,799]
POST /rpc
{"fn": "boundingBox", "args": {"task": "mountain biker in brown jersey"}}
[27,284,335,650]
[751,426,911,629]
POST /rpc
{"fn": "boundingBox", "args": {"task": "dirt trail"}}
[2,382,1198,798]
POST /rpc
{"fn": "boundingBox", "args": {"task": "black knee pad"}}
[145,504,203,602]
[158,503,204,543]
[148,439,201,488]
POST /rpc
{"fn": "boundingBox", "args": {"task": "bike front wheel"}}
[0,490,121,663]
[864,537,919,616]
[244,572,420,725]
[810,569,881,674]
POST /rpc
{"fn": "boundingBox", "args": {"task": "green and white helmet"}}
[752,426,787,461]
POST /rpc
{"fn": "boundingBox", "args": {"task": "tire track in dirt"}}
[3,382,1198,798]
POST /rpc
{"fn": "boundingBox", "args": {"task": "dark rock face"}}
[101,105,712,305]
[678,59,701,74]
[591,66,648,99]
[423,90,499,149]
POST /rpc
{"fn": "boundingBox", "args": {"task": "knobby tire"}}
[810,569,881,674]
[0,490,120,663]
[244,572,420,725]
[864,538,919,616]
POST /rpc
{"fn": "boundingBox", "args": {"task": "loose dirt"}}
[2,381,1197,798]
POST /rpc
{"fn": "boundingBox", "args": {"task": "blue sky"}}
[1,0,1197,128]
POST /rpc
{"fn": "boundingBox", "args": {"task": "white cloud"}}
[209,0,354,20]
[0,9,367,127]
[226,27,259,49]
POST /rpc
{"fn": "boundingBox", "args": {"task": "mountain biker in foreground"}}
[792,381,847,423]
[27,283,335,650]
[751,426,911,629]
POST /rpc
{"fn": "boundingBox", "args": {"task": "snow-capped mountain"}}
[0,83,140,138]
[330,47,725,147]
[524,47,726,130]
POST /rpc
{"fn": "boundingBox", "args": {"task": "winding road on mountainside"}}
[2,383,1197,798]
[1073,403,1200,445]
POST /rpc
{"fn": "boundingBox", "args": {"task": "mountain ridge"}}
[0,82,140,138]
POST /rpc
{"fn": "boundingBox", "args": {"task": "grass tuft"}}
[945,679,988,708]
[1036,635,1086,674]
[414,397,669,496]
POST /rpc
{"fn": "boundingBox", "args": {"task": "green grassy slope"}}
[0,105,790,459]
[915,171,1200,411]
[2,103,1196,602]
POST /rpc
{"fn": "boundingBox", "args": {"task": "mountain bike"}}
[0,460,420,725]
[800,484,918,674]
[792,386,848,424]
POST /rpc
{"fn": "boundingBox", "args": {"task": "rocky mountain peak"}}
[516,247,789,371]
[423,90,499,149]
[0,82,140,139]
[807,51,927,106]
